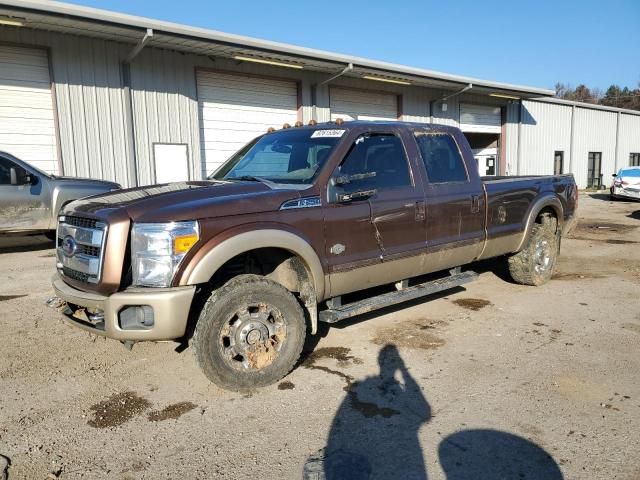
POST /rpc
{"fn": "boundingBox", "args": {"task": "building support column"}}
[614,111,621,172]
[569,105,576,175]
[516,100,523,175]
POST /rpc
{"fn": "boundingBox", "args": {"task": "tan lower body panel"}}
[52,274,195,341]
[328,243,480,298]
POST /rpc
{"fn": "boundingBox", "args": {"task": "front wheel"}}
[508,215,559,286]
[192,274,306,391]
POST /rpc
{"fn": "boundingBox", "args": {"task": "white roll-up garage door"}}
[0,45,58,174]
[197,70,299,173]
[330,88,398,122]
[459,104,502,133]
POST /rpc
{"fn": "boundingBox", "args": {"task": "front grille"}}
[62,266,90,283]
[64,216,99,229]
[56,215,107,285]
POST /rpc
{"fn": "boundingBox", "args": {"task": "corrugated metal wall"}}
[573,107,617,188]
[518,100,572,175]
[0,26,131,185]
[618,114,640,170]
[507,100,639,188]
[2,24,639,190]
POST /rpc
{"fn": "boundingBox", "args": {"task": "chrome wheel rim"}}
[219,303,287,371]
[533,239,552,274]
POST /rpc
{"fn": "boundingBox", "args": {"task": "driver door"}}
[0,155,48,232]
[323,129,427,297]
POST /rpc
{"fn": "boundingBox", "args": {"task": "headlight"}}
[131,221,199,287]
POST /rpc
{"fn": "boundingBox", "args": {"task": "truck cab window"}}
[0,156,14,185]
[339,134,411,191]
[415,133,468,183]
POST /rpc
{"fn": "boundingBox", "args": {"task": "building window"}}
[554,151,564,175]
[587,152,602,188]
[630,153,640,167]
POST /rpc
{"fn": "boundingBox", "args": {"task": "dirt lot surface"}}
[1,194,639,479]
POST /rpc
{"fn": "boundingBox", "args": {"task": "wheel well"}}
[188,247,318,335]
[209,248,309,292]
[535,207,559,231]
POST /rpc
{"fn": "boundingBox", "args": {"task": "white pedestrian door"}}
[0,45,58,174]
[197,71,299,175]
[330,88,398,121]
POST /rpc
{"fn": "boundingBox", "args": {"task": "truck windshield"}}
[210,129,345,185]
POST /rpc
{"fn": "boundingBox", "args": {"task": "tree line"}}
[554,83,640,111]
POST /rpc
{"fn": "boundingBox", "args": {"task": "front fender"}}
[180,227,326,302]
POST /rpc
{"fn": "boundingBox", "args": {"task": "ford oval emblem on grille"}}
[61,235,77,257]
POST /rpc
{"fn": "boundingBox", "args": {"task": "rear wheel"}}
[508,214,559,286]
[192,274,306,391]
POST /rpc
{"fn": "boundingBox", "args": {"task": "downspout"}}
[122,28,153,187]
[430,83,473,124]
[311,63,353,121]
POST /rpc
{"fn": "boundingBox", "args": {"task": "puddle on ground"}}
[552,272,606,280]
[606,239,639,244]
[88,392,151,428]
[278,381,295,390]
[348,390,399,418]
[372,319,446,351]
[573,222,637,235]
[304,347,363,368]
[0,295,27,302]
[621,323,640,334]
[147,401,197,422]
[302,347,360,391]
[452,298,492,311]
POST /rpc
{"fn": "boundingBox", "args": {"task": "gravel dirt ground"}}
[1,193,639,480]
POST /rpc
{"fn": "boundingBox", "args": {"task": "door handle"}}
[471,195,480,213]
[415,200,426,221]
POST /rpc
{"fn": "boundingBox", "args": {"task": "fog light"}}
[119,306,154,330]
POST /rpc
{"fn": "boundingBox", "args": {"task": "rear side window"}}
[415,133,468,183]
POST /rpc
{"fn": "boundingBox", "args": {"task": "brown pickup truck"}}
[51,121,577,390]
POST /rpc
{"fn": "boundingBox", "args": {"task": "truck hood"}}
[65,180,302,222]
[51,176,121,189]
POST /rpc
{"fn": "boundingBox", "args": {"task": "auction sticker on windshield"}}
[311,129,346,138]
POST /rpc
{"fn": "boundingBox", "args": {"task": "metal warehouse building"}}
[0,0,638,190]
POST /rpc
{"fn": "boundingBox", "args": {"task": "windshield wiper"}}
[226,175,277,187]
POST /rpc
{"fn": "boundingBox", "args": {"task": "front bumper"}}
[611,186,640,201]
[52,274,195,341]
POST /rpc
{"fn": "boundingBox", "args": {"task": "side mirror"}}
[10,167,33,186]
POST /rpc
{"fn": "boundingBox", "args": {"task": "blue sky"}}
[67,0,639,91]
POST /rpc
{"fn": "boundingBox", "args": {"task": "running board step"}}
[319,271,478,324]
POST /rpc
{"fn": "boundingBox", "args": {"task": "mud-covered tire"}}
[192,274,306,391]
[508,215,559,286]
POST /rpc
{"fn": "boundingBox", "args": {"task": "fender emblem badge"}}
[330,243,346,255]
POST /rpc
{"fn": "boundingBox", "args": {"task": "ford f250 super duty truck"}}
[50,121,577,390]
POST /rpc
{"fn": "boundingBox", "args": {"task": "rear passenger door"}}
[414,131,486,267]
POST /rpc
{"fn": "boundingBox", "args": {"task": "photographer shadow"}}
[304,344,563,480]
